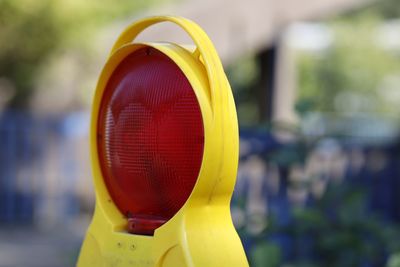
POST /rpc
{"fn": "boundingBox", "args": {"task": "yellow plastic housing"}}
[77,16,249,267]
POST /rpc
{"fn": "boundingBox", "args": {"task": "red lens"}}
[97,47,204,234]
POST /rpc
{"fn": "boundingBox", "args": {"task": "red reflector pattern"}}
[97,47,204,234]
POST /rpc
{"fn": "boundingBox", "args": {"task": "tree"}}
[0,0,164,109]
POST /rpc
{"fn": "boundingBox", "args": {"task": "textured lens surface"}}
[97,47,204,224]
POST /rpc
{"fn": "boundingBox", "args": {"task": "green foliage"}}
[250,241,281,267]
[247,183,400,267]
[347,0,400,20]
[388,253,400,267]
[0,0,166,108]
[0,0,62,107]
[226,56,260,126]
[296,13,400,119]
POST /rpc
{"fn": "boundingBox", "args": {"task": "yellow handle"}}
[110,16,224,114]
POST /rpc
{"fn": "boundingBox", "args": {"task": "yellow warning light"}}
[77,16,249,267]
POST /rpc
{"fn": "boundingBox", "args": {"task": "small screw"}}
[130,244,136,251]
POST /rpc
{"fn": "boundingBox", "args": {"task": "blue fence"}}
[0,111,92,225]
[2,111,400,265]
[235,128,400,266]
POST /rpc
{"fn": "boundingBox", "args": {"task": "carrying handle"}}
[110,16,224,114]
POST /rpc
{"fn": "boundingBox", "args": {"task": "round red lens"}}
[97,47,204,234]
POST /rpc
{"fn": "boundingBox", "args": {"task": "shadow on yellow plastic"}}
[77,16,249,267]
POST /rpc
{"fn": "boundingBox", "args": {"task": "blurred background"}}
[1,0,400,266]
